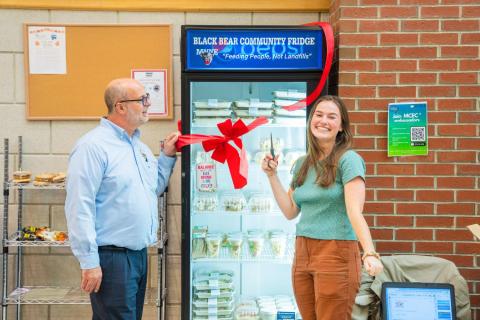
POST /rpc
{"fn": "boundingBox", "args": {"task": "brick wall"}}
[330,0,479,317]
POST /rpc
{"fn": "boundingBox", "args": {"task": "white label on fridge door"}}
[210,289,220,296]
[196,162,217,192]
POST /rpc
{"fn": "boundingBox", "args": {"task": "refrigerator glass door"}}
[189,81,307,320]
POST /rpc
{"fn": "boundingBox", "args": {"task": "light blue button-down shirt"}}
[65,118,176,269]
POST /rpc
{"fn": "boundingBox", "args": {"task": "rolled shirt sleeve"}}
[156,153,177,195]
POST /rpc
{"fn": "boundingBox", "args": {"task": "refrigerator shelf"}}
[191,122,306,129]
[192,211,283,216]
[5,286,159,305]
[6,232,69,247]
[5,232,162,248]
[192,241,294,264]
[7,181,65,190]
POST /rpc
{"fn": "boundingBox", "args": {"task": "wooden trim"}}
[0,0,330,12]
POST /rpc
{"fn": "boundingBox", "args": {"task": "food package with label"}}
[193,100,233,124]
[272,90,306,100]
[193,296,235,309]
[193,306,235,318]
[221,192,247,212]
[195,269,235,280]
[193,100,233,109]
[234,100,274,109]
[194,287,236,299]
[192,226,208,259]
[193,276,234,291]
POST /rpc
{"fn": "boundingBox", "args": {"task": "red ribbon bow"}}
[282,22,334,111]
[176,117,268,189]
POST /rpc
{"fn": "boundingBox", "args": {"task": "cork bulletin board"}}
[24,24,173,120]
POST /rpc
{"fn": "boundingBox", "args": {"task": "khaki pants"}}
[292,237,361,320]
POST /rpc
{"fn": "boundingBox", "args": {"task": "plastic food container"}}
[227,233,243,258]
[259,307,276,320]
[221,192,247,212]
[269,232,287,258]
[234,100,274,109]
[194,194,218,212]
[234,305,259,320]
[193,296,234,308]
[192,226,208,259]
[193,306,234,317]
[272,90,307,100]
[206,233,222,258]
[247,233,265,258]
[248,194,273,213]
[194,288,235,299]
[193,100,232,109]
[193,277,234,291]
[195,269,234,280]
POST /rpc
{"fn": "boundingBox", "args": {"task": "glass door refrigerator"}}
[181,25,329,320]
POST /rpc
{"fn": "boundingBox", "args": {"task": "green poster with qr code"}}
[388,102,428,157]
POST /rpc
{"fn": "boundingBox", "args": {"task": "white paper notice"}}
[132,70,168,116]
[28,26,66,74]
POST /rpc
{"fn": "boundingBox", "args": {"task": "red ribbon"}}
[176,117,268,189]
[282,22,334,111]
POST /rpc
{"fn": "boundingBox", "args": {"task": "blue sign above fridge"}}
[185,28,324,71]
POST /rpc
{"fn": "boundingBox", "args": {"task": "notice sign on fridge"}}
[388,102,428,157]
[185,28,323,71]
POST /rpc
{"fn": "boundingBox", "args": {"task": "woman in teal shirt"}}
[262,95,383,320]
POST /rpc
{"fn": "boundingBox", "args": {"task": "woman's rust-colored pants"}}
[292,236,361,320]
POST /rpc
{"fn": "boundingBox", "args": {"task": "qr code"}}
[411,126,426,142]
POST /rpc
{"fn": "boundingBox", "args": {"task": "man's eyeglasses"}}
[118,93,150,107]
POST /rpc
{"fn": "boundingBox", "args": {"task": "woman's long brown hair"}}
[292,95,353,189]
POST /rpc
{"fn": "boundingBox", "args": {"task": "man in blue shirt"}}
[65,78,178,319]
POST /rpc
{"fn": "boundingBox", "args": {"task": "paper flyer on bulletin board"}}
[28,26,67,74]
[387,102,428,157]
[132,69,168,117]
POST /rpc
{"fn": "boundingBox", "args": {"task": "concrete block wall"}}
[0,8,327,319]
[330,0,479,318]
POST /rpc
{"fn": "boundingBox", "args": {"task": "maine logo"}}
[199,51,213,65]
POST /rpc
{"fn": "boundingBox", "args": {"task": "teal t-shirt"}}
[291,150,365,240]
